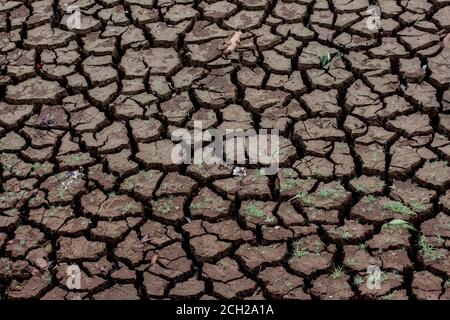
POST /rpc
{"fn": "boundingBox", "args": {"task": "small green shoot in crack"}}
[190,202,200,210]
[58,188,65,199]
[218,260,228,269]
[142,171,153,181]
[319,188,335,198]
[344,258,357,267]
[280,179,300,192]
[383,219,417,232]
[243,204,265,219]
[152,199,172,215]
[31,162,42,171]
[289,242,308,262]
[204,197,213,204]
[321,52,343,69]
[434,232,445,246]
[285,169,295,177]
[320,52,340,69]
[383,201,416,216]
[340,230,353,241]
[379,272,390,283]
[358,242,368,251]
[418,235,446,263]
[331,266,345,279]
[444,279,450,288]
[159,203,171,215]
[354,275,364,286]
[334,181,346,193]
[411,201,426,213]
[123,180,134,191]
[312,240,322,254]
[122,203,134,214]
[70,154,83,164]
[290,191,313,205]
[217,206,226,213]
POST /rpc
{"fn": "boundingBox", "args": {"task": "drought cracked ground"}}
[0,0,450,301]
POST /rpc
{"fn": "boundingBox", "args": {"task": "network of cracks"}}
[0,0,450,300]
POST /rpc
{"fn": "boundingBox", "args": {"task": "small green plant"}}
[218,260,228,269]
[331,265,344,279]
[340,230,353,241]
[381,294,393,300]
[123,180,134,191]
[444,279,450,288]
[152,199,172,215]
[320,52,332,69]
[190,202,200,210]
[122,203,134,214]
[312,240,322,254]
[217,206,226,213]
[243,204,265,219]
[158,203,171,215]
[367,195,377,203]
[383,201,416,216]
[43,243,52,253]
[280,179,300,192]
[358,242,368,251]
[379,272,390,283]
[383,219,417,232]
[142,171,153,181]
[344,258,357,267]
[58,188,65,199]
[319,188,335,198]
[204,197,213,204]
[289,242,308,262]
[334,181,346,192]
[434,232,445,246]
[284,169,295,177]
[290,191,313,205]
[354,275,364,286]
[3,263,12,274]
[70,154,83,164]
[418,235,446,262]
[410,201,425,213]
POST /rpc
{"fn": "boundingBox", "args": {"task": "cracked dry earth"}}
[0,0,450,302]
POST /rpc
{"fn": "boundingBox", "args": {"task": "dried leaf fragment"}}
[223,31,242,56]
